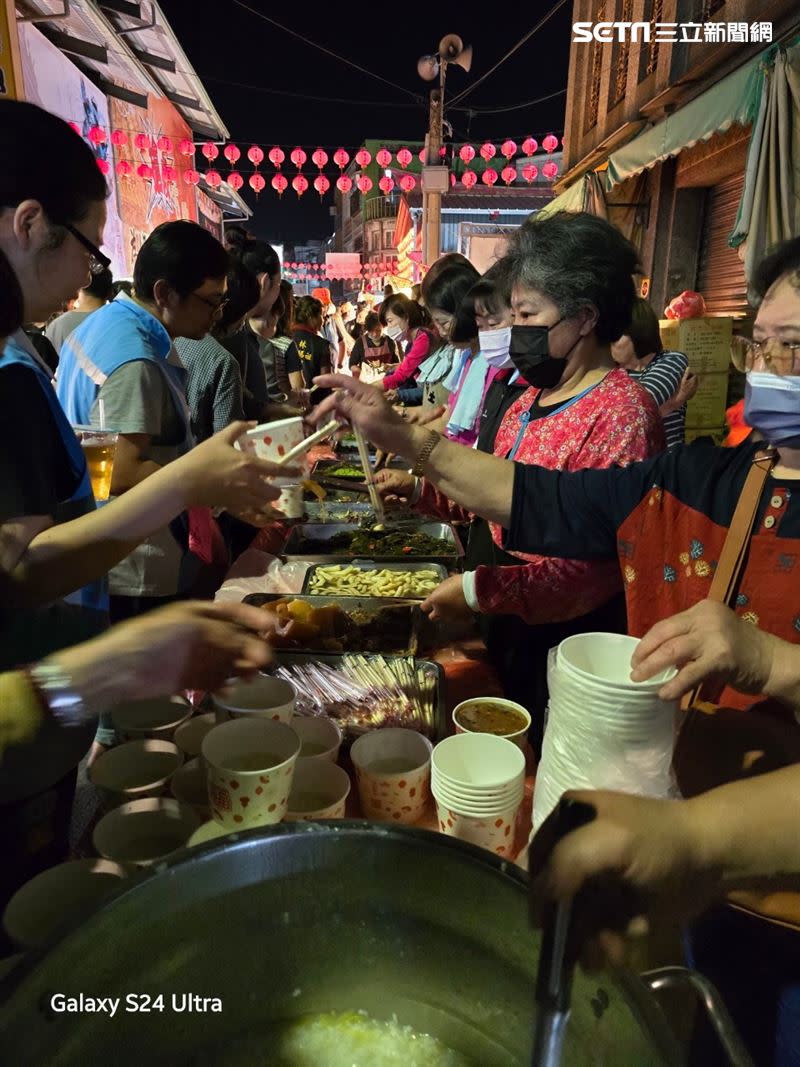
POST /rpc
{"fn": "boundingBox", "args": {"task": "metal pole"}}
[422,62,446,269]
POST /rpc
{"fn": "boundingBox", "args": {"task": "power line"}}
[461,87,567,116]
[447,0,571,108]
[200,74,425,111]
[229,1,422,103]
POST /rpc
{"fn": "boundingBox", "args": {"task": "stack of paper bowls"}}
[431,734,525,856]
[532,632,678,831]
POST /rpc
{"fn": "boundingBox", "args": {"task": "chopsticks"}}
[354,426,386,528]
[275,419,340,468]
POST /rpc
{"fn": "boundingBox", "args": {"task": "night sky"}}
[157,1,572,244]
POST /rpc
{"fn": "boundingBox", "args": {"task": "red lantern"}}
[134,133,151,152]
[96,158,110,175]
[228,172,244,191]
[336,174,353,194]
[542,161,559,180]
[116,159,132,178]
[205,169,222,189]
[157,135,173,153]
[501,165,517,185]
[481,167,498,186]
[271,174,288,196]
[397,147,413,169]
[111,129,127,148]
[201,142,219,161]
[459,144,476,165]
[399,173,416,193]
[522,137,538,156]
[376,147,392,168]
[179,138,195,157]
[290,147,307,169]
[333,147,350,170]
[223,144,241,165]
[521,163,538,184]
[250,173,267,195]
[542,134,559,154]
[355,147,371,168]
[88,125,106,145]
[292,174,309,197]
[314,175,331,199]
[418,148,426,163]
[501,139,517,160]
[379,175,394,196]
[312,148,328,170]
[461,169,477,189]
[137,163,153,180]
[162,164,177,183]
[248,145,264,167]
[268,146,285,169]
[480,142,496,161]
[183,168,200,186]
[356,174,373,194]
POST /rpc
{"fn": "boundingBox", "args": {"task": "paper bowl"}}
[557,632,677,692]
[431,733,525,791]
[170,757,210,819]
[110,696,193,741]
[212,676,296,723]
[452,698,531,749]
[93,798,201,867]
[435,799,522,857]
[350,728,432,824]
[89,739,183,808]
[2,859,130,950]
[173,712,217,759]
[291,714,342,763]
[285,760,351,821]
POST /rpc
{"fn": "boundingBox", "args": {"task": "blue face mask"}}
[744,372,800,447]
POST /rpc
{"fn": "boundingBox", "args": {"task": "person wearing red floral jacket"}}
[373,213,664,748]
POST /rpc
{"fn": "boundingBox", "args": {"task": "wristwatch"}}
[26,662,91,728]
[411,429,441,478]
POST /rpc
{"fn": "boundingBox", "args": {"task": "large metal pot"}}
[0,823,738,1065]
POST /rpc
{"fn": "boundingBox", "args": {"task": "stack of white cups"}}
[532,632,678,833]
[431,734,525,857]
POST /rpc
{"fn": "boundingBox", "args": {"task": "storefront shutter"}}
[697,172,750,321]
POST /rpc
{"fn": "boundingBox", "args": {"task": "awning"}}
[605,54,763,189]
[534,175,587,219]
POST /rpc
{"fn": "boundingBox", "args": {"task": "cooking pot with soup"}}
[0,824,745,1066]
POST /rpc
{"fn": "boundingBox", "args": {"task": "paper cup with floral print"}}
[285,760,351,821]
[202,719,300,830]
[291,714,343,763]
[433,798,522,857]
[350,728,432,824]
[237,418,308,486]
[212,676,296,724]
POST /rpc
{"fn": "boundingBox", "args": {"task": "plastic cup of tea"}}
[110,696,193,742]
[170,757,210,819]
[434,798,522,857]
[74,427,118,501]
[212,676,296,723]
[452,698,531,749]
[202,718,300,829]
[236,417,307,487]
[285,759,351,821]
[93,798,201,866]
[89,738,183,809]
[2,859,130,950]
[350,728,432,824]
[291,714,342,763]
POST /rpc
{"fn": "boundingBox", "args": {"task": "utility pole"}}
[423,70,445,266]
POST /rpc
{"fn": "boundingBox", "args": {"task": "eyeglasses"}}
[190,291,229,318]
[63,223,111,276]
[731,335,800,375]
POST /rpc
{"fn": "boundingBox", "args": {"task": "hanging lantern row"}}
[281,258,400,279]
[459,160,559,187]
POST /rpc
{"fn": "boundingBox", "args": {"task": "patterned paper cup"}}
[212,676,296,724]
[291,714,343,763]
[202,719,300,830]
[174,712,217,759]
[110,696,193,742]
[350,728,432,824]
[285,760,351,821]
[89,739,183,809]
[434,798,523,857]
[93,798,201,867]
[170,757,211,820]
[237,417,307,487]
[452,698,531,750]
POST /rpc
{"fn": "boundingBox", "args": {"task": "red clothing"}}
[417,368,665,622]
[382,330,432,391]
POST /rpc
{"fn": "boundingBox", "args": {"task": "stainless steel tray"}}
[302,501,377,523]
[285,522,464,565]
[241,593,420,656]
[301,559,448,597]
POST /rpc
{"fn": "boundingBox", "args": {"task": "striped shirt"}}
[174,334,245,442]
[627,349,689,450]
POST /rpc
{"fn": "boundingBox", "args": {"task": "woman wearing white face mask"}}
[378,295,435,394]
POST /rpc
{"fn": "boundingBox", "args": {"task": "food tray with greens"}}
[285,522,463,565]
[242,593,419,655]
[301,560,447,599]
[311,460,368,481]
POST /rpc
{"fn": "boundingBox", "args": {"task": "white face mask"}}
[384,325,404,341]
[479,326,514,369]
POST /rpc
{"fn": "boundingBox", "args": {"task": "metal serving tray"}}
[284,522,464,566]
[241,593,419,656]
[301,559,448,597]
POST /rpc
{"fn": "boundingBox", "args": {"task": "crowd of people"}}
[2,98,800,1062]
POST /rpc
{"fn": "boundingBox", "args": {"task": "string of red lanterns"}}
[282,258,401,280]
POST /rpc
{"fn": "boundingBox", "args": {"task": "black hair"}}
[227,229,280,281]
[213,261,260,337]
[275,279,294,338]
[83,267,113,302]
[423,261,481,345]
[625,297,662,359]
[294,295,323,325]
[112,280,133,299]
[383,283,394,296]
[364,311,381,332]
[379,294,424,329]
[750,237,800,306]
[133,221,229,302]
[420,252,474,304]
[0,248,24,338]
[469,261,512,319]
[504,211,640,343]
[0,100,107,228]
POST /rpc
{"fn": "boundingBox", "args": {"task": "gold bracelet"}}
[411,429,441,478]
